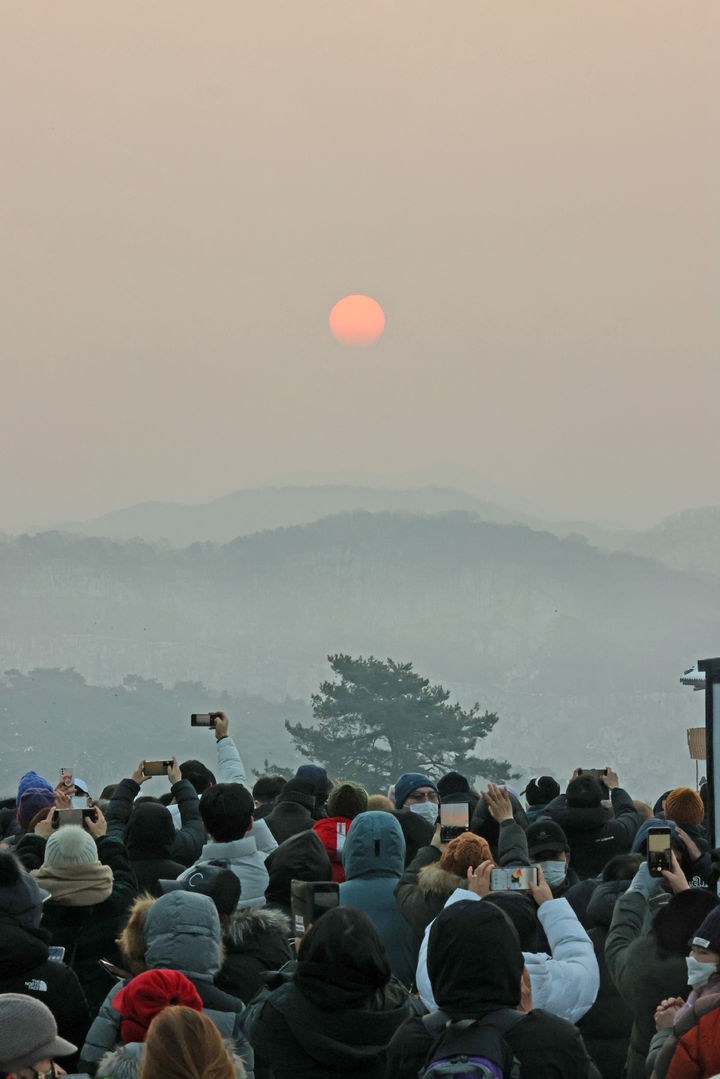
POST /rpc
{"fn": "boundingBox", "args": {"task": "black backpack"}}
[419,1007,524,1079]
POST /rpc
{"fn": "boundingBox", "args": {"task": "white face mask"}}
[539,860,567,888]
[409,801,439,826]
[686,955,717,989]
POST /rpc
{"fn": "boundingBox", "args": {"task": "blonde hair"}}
[366,794,395,812]
[139,1006,241,1079]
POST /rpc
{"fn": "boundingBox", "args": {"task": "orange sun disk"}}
[329,294,385,346]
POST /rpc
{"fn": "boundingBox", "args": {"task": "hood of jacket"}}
[125,802,175,860]
[96,1042,144,1079]
[631,816,688,855]
[223,904,291,948]
[416,861,464,901]
[312,816,353,863]
[342,812,405,881]
[265,829,332,908]
[584,879,629,930]
[143,890,222,979]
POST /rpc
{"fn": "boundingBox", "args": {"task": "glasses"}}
[405,790,439,804]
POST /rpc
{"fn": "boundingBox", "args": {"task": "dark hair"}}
[297,905,390,990]
[566,775,604,808]
[252,775,286,803]
[200,783,253,842]
[602,853,643,882]
[179,760,216,796]
[652,889,720,957]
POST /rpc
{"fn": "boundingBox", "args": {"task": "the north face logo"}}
[24,979,47,992]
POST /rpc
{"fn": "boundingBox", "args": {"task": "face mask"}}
[409,801,439,826]
[539,860,567,888]
[686,955,717,989]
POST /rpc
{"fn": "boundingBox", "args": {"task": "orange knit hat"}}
[664,787,704,828]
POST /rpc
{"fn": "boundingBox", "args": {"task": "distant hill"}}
[52,484,539,545]
[0,511,711,794]
[623,506,720,577]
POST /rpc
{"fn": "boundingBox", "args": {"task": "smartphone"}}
[142,760,173,777]
[52,808,96,829]
[647,826,672,877]
[578,768,608,783]
[440,803,470,844]
[98,958,131,982]
[191,713,216,728]
[290,880,339,936]
[48,946,66,962]
[71,795,89,809]
[490,865,539,891]
[59,766,74,789]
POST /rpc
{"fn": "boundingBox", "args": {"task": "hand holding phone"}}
[489,865,539,891]
[142,760,173,777]
[439,803,470,844]
[647,826,672,877]
[191,713,217,728]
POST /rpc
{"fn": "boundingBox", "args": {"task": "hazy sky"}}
[1,2,717,531]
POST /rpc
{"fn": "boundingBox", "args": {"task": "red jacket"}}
[654,992,720,1079]
[311,817,353,882]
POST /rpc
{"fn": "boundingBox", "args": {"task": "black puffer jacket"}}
[105,777,204,868]
[544,788,640,879]
[264,830,332,917]
[575,879,633,1079]
[0,917,91,1065]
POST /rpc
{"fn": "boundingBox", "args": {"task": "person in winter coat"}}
[662,787,709,855]
[470,786,529,860]
[312,781,368,882]
[105,759,204,871]
[338,811,419,987]
[0,851,91,1069]
[391,810,434,866]
[415,865,600,1025]
[191,783,269,908]
[436,771,480,816]
[648,904,720,1079]
[385,898,602,1079]
[394,828,492,939]
[160,860,292,1004]
[79,891,253,1077]
[251,777,286,821]
[16,809,137,1017]
[575,854,642,1079]
[95,969,205,1079]
[246,906,412,1079]
[543,768,640,879]
[632,815,713,890]
[605,858,719,1079]
[264,780,317,845]
[264,830,332,918]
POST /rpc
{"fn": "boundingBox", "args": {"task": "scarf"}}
[31,862,114,906]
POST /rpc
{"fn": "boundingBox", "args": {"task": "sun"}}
[329,294,385,346]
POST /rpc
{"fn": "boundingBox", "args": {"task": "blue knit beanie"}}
[17,770,53,801]
[394,772,438,809]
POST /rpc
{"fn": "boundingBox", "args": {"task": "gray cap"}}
[0,993,77,1071]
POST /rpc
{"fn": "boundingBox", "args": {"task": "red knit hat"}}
[665,787,704,828]
[112,969,202,1043]
[439,832,492,877]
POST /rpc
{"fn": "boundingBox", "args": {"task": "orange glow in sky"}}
[329,294,386,346]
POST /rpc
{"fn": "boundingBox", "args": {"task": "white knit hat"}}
[44,825,98,867]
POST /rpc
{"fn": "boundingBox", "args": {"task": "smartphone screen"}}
[647,828,672,876]
[490,866,539,891]
[191,713,216,728]
[142,760,172,776]
[71,795,88,809]
[440,803,470,843]
[48,946,66,962]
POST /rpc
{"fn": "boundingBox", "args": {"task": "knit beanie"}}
[394,773,438,809]
[327,781,368,820]
[44,825,98,867]
[0,851,45,928]
[437,771,471,799]
[277,778,317,810]
[0,993,77,1071]
[17,770,54,801]
[440,832,492,877]
[16,787,56,830]
[295,764,333,795]
[112,969,203,1044]
[692,904,720,954]
[522,776,561,807]
[665,787,705,828]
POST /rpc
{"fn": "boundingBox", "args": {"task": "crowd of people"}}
[1,711,719,1078]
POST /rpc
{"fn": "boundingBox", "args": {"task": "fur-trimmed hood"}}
[223,904,290,947]
[417,861,465,900]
